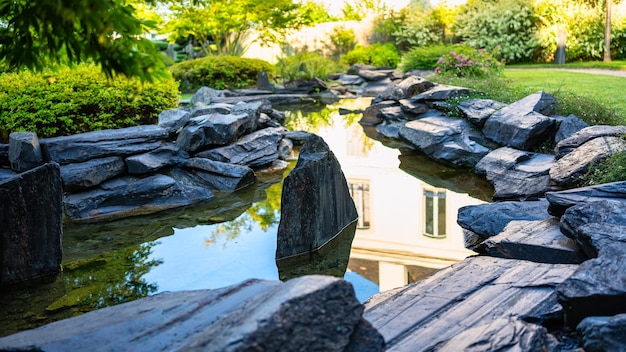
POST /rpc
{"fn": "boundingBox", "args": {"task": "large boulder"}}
[554,125,626,159]
[60,156,126,192]
[40,125,169,165]
[176,112,255,152]
[374,76,435,102]
[276,134,358,260]
[157,108,191,133]
[359,100,399,126]
[9,132,43,172]
[545,181,626,217]
[553,114,588,144]
[0,275,384,352]
[559,199,626,241]
[189,86,230,105]
[0,163,63,284]
[457,99,506,127]
[196,127,285,169]
[578,314,626,352]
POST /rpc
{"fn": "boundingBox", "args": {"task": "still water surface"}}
[0,98,494,336]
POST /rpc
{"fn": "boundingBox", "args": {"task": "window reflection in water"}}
[423,189,446,239]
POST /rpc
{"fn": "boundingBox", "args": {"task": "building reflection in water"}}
[315,112,486,293]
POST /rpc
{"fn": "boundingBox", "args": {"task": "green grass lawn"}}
[503,68,626,122]
[508,60,626,71]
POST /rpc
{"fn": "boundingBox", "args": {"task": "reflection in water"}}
[0,98,494,336]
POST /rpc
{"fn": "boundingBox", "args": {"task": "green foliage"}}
[584,150,626,185]
[454,0,540,63]
[324,26,357,58]
[341,0,386,21]
[372,7,444,51]
[400,44,464,71]
[341,43,401,68]
[434,47,504,78]
[0,64,179,141]
[276,51,346,82]
[169,55,274,91]
[0,0,168,81]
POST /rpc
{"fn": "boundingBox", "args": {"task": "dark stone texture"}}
[374,76,435,102]
[411,84,470,102]
[174,157,256,191]
[196,127,285,168]
[359,100,398,126]
[9,132,43,172]
[60,156,126,192]
[40,125,169,165]
[337,74,365,86]
[559,199,626,239]
[282,78,329,94]
[0,144,8,167]
[125,144,189,174]
[362,78,394,97]
[483,110,557,151]
[398,98,430,116]
[358,69,391,81]
[189,103,233,118]
[276,134,358,259]
[364,256,577,352]
[554,125,626,159]
[284,130,315,145]
[457,98,507,127]
[554,114,588,144]
[347,63,376,75]
[190,86,229,105]
[0,163,62,284]
[256,70,274,91]
[475,147,531,177]
[457,199,551,250]
[0,275,383,352]
[546,181,626,217]
[474,219,586,264]
[578,314,626,352]
[157,108,191,133]
[176,112,254,152]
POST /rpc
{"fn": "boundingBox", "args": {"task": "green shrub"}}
[434,47,503,78]
[169,55,274,92]
[276,52,346,82]
[400,44,465,71]
[324,26,357,58]
[341,43,401,68]
[0,64,179,141]
[153,41,169,51]
[372,7,446,52]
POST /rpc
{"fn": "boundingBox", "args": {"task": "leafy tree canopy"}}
[0,0,167,81]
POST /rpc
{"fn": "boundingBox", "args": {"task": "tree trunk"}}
[605,0,612,62]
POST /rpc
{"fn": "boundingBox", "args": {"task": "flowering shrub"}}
[434,47,503,78]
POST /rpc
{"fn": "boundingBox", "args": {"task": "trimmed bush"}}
[169,55,274,92]
[0,64,179,142]
[276,52,346,82]
[341,43,401,68]
[400,44,465,71]
[434,47,503,78]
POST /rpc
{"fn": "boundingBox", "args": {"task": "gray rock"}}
[0,163,62,284]
[336,74,365,86]
[9,132,43,172]
[174,157,256,191]
[64,174,214,222]
[0,275,383,352]
[554,125,626,159]
[282,78,329,94]
[284,130,315,145]
[398,98,430,116]
[457,99,507,127]
[362,78,394,97]
[40,125,169,165]
[276,134,358,259]
[474,219,586,264]
[60,156,126,192]
[278,138,293,160]
[457,199,551,250]
[475,147,531,177]
[189,103,233,118]
[549,136,626,187]
[358,69,391,81]
[375,76,435,102]
[378,106,409,121]
[231,100,264,130]
[190,86,229,105]
[375,121,406,139]
[360,100,398,126]
[347,63,377,75]
[157,108,191,133]
[433,317,558,352]
[554,114,589,144]
[256,70,274,91]
[411,84,470,102]
[559,199,626,240]
[196,127,285,168]
[483,110,557,151]
[364,256,577,352]
[546,181,626,217]
[399,116,490,167]
[176,112,254,152]
[125,144,189,174]
[578,314,626,352]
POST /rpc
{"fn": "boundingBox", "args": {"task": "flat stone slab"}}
[475,219,586,264]
[363,256,577,352]
[554,125,626,159]
[545,181,626,217]
[0,275,384,352]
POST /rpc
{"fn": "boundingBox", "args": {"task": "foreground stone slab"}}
[457,98,506,127]
[60,156,126,192]
[0,163,62,284]
[545,181,626,217]
[474,219,586,264]
[554,125,626,159]
[363,256,577,352]
[0,276,383,352]
[577,314,626,352]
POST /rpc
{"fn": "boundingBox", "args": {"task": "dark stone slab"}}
[398,98,430,116]
[64,174,214,222]
[458,98,506,127]
[347,63,377,75]
[457,199,551,250]
[554,125,626,159]
[0,163,62,285]
[559,199,626,239]
[0,144,7,167]
[172,157,256,191]
[157,108,191,133]
[0,275,383,352]
[578,314,626,352]
[9,132,43,172]
[550,136,626,187]
[545,181,626,217]
[196,127,284,168]
[189,103,233,118]
[362,78,394,97]
[60,156,126,192]
[475,219,586,264]
[360,100,398,126]
[125,144,189,175]
[176,112,254,152]
[374,76,435,102]
[411,84,470,102]
[256,70,274,91]
[358,69,391,81]
[483,111,557,151]
[554,114,588,144]
[336,74,365,86]
[475,147,531,177]
[363,256,577,352]
[40,125,169,165]
[378,106,409,121]
[189,86,230,105]
[276,134,358,260]
[284,130,315,145]
[432,317,558,352]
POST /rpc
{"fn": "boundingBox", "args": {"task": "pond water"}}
[0,98,494,337]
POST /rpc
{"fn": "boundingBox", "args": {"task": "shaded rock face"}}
[60,156,126,192]
[0,163,62,285]
[578,314,626,352]
[9,132,43,172]
[0,275,384,352]
[457,99,506,127]
[276,135,358,260]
